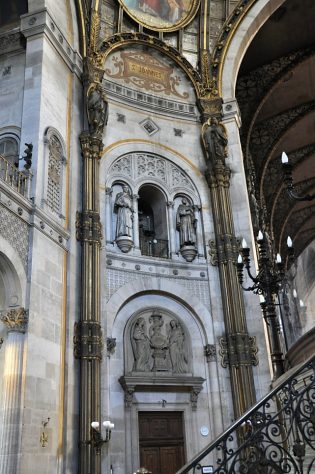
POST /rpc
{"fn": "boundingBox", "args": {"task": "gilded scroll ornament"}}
[105,50,189,99]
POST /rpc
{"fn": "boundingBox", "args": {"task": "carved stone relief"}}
[108,152,196,193]
[0,205,29,270]
[129,310,190,375]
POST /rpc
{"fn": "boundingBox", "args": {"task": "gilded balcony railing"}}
[177,355,315,473]
[0,154,31,198]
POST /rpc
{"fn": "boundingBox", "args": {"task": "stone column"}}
[75,58,107,474]
[167,201,176,257]
[200,105,257,418]
[132,194,140,250]
[105,187,113,243]
[0,307,28,474]
[194,205,204,258]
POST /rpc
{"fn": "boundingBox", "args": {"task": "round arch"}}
[104,277,214,345]
[220,0,286,101]
[0,236,26,309]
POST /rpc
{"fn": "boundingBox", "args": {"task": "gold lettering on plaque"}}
[105,51,189,99]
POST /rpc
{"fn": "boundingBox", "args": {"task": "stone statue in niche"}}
[168,319,188,373]
[176,198,198,262]
[130,312,189,374]
[132,317,152,371]
[202,117,228,171]
[114,185,134,253]
[87,85,108,136]
[149,312,169,372]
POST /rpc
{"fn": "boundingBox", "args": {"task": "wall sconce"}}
[281,151,315,201]
[91,420,114,454]
[40,417,50,447]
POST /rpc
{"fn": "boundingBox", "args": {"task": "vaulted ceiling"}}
[236,0,315,265]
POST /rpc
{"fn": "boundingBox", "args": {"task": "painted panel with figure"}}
[119,0,200,32]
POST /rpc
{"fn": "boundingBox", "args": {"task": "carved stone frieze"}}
[108,153,195,192]
[0,205,29,270]
[1,307,28,333]
[0,32,24,55]
[73,321,103,361]
[219,333,259,369]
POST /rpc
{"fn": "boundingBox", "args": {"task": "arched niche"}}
[124,307,192,375]
[0,252,22,310]
[138,184,168,258]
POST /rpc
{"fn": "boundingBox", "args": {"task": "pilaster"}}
[0,307,28,474]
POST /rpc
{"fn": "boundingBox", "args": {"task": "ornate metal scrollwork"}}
[177,355,315,474]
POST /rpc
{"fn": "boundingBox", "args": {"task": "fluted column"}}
[0,307,28,474]
[76,57,107,474]
[167,201,176,257]
[194,205,204,258]
[201,111,257,418]
[105,187,113,243]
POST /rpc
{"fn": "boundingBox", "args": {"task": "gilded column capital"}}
[1,307,28,333]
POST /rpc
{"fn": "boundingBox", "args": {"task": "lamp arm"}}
[286,185,315,202]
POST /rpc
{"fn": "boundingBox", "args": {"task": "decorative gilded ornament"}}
[118,0,200,32]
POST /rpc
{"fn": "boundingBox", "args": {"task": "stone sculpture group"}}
[131,313,188,374]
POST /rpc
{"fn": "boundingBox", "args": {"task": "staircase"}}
[177,355,315,473]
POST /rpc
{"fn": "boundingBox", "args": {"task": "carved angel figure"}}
[87,86,108,135]
[203,117,228,166]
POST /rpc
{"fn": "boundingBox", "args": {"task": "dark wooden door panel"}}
[160,446,184,474]
[140,447,160,474]
[138,412,185,474]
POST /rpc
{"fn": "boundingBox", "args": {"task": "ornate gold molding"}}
[117,0,200,33]
[98,32,212,100]
[1,307,28,333]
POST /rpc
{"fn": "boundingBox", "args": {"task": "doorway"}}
[138,411,185,474]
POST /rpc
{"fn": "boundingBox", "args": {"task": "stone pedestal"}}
[0,307,28,474]
[116,235,133,253]
[180,244,197,262]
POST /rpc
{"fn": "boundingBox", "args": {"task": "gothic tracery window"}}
[44,129,66,219]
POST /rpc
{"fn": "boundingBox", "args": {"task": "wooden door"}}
[139,412,185,474]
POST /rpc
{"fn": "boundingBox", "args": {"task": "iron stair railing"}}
[177,354,315,473]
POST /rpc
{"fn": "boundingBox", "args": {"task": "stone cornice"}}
[20,9,83,77]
